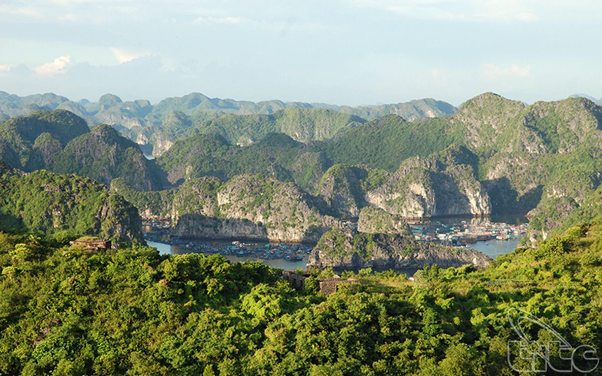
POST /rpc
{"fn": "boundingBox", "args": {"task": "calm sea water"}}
[146,215,528,269]
[466,236,523,259]
[414,214,527,260]
[146,241,309,271]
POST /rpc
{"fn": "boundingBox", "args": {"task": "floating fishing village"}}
[143,217,528,260]
[143,220,311,261]
[409,219,528,247]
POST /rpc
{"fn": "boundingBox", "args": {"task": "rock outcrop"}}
[366,146,491,218]
[357,207,410,235]
[308,228,490,271]
[170,175,340,242]
[317,165,366,218]
[0,163,145,247]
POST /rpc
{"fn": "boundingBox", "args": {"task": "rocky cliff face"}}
[172,215,269,240]
[97,195,145,248]
[32,132,63,167]
[366,146,491,218]
[462,96,602,215]
[171,175,340,242]
[357,207,410,235]
[307,228,490,271]
[452,92,526,151]
[524,169,602,243]
[317,165,366,218]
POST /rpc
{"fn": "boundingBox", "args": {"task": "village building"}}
[69,238,111,252]
[282,270,358,294]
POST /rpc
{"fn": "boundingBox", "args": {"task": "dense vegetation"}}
[5,91,602,374]
[0,163,144,247]
[6,93,602,242]
[157,132,331,192]
[52,124,163,191]
[0,112,163,191]
[1,222,601,375]
[323,115,465,171]
[542,184,602,236]
[110,178,175,219]
[0,91,456,158]
[0,110,89,170]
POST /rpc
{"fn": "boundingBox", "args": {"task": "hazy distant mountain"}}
[188,108,366,145]
[147,93,456,121]
[570,93,602,105]
[0,91,457,156]
[312,98,457,121]
[0,91,70,117]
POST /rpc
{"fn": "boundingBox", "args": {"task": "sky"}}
[0,0,601,106]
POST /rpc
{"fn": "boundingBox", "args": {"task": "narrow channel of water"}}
[146,240,310,271]
[146,215,528,270]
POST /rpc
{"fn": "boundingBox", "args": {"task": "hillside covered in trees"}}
[0,162,144,247]
[0,222,601,374]
[5,92,602,243]
[0,91,456,158]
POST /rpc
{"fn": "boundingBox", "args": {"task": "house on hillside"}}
[282,270,358,294]
[69,237,111,252]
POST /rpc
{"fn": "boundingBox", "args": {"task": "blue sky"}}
[0,0,601,106]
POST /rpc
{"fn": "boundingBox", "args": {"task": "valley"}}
[2,90,602,375]
[144,215,528,271]
[3,90,599,268]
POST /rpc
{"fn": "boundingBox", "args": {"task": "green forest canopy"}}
[1,220,601,375]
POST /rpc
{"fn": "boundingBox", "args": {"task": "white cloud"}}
[352,0,541,23]
[481,63,531,82]
[0,0,144,25]
[34,56,71,75]
[193,16,249,25]
[190,15,332,35]
[0,4,44,18]
[0,65,11,73]
[111,48,150,64]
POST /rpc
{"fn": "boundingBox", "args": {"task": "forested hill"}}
[0,111,162,191]
[0,221,601,374]
[0,163,144,246]
[320,93,602,236]
[0,91,456,157]
[0,110,89,171]
[5,93,602,240]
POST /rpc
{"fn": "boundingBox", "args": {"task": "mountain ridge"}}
[4,92,602,244]
[0,91,457,157]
